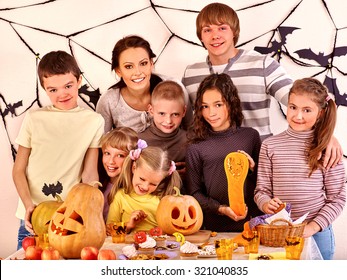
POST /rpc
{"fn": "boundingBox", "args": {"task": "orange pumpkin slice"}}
[224,152,248,217]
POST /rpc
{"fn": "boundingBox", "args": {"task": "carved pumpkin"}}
[48,182,106,259]
[156,186,203,235]
[31,194,63,235]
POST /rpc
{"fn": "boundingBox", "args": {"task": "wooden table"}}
[6,232,323,260]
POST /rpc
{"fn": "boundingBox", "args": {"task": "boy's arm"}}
[12,145,36,233]
[81,147,99,184]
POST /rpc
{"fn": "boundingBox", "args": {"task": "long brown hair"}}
[188,73,243,143]
[289,78,337,175]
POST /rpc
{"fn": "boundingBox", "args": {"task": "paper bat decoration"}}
[3,100,23,117]
[42,181,63,198]
[78,84,101,108]
[254,26,299,55]
[323,76,347,106]
[295,46,347,67]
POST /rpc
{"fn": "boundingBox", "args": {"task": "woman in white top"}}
[96,35,193,133]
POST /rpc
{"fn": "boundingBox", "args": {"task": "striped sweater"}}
[254,127,346,230]
[182,49,293,140]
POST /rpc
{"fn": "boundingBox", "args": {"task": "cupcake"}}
[153,234,168,248]
[180,241,199,259]
[138,235,156,255]
[122,244,138,259]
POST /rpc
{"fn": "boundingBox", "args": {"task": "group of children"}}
[12,3,345,260]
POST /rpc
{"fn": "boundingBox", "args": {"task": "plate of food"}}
[197,245,217,258]
[119,250,177,260]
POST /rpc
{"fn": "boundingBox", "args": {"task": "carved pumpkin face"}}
[156,187,203,235]
[31,195,63,236]
[48,183,106,259]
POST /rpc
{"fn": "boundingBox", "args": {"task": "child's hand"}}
[175,162,186,174]
[24,206,36,235]
[262,197,283,214]
[303,221,321,238]
[237,150,255,172]
[127,210,148,231]
[106,224,113,236]
[219,205,248,222]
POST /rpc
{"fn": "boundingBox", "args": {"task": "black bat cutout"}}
[78,84,101,108]
[254,26,300,55]
[3,100,23,117]
[42,181,63,198]
[295,46,347,67]
[323,76,347,106]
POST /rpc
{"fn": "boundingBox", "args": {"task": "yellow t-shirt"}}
[15,106,104,219]
[107,188,160,232]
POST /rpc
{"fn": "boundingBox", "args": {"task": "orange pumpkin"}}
[224,152,248,216]
[31,194,63,236]
[48,182,106,259]
[156,187,203,235]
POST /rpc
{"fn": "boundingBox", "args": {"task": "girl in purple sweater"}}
[254,78,346,259]
[186,73,262,232]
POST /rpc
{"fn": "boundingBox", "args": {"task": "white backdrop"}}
[0,0,346,258]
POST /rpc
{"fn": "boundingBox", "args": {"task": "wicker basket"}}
[256,218,306,247]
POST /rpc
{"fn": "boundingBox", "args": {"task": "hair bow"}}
[129,139,148,160]
[168,161,176,175]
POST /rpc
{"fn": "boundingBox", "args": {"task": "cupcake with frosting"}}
[180,241,199,259]
[122,244,137,259]
[138,235,156,255]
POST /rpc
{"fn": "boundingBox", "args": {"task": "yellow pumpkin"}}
[48,182,106,259]
[156,187,203,235]
[31,195,63,235]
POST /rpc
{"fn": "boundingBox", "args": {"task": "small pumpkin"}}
[31,194,63,236]
[48,182,106,259]
[156,186,203,235]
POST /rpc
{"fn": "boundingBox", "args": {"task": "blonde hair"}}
[196,3,240,45]
[151,80,185,106]
[108,146,181,204]
[100,127,138,153]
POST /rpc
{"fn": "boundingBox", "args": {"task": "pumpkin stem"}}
[55,194,63,203]
[89,181,102,188]
[173,186,182,197]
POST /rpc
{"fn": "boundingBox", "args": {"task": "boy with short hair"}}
[12,50,104,248]
[138,80,187,172]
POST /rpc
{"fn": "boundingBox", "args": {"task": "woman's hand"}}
[262,197,283,214]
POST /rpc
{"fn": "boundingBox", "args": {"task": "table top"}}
[5,232,323,260]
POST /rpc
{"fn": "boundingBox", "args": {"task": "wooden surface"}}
[125,230,212,244]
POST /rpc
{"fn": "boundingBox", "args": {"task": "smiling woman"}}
[96,35,193,133]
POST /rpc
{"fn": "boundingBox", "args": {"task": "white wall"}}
[0,0,346,259]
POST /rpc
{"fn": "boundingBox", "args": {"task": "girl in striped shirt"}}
[254,78,346,260]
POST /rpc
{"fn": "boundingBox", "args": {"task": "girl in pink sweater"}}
[254,78,346,259]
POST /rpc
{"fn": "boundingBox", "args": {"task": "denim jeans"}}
[17,219,31,250]
[312,224,335,260]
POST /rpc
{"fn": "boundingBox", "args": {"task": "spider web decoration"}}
[0,0,346,167]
